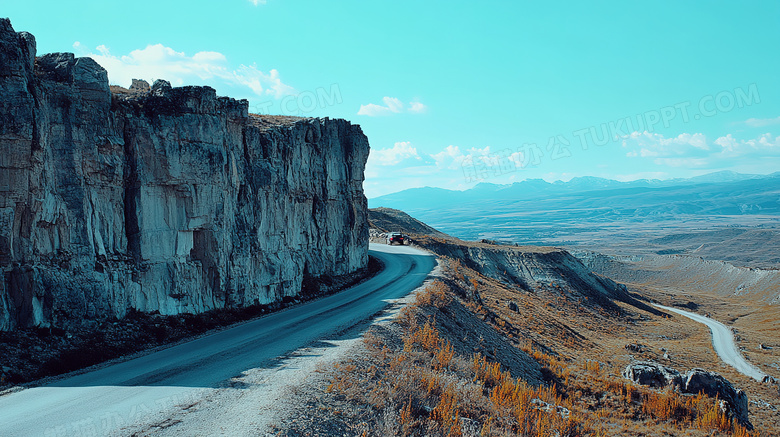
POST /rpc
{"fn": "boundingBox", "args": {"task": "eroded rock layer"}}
[0,19,369,330]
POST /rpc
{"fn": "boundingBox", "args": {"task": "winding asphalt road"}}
[654,304,768,382]
[0,243,435,437]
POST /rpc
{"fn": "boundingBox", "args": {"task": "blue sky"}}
[3,1,780,197]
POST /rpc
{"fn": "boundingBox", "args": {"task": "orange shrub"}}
[415,280,452,308]
[431,386,461,436]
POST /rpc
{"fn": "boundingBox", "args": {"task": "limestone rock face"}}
[0,19,369,330]
[622,361,682,389]
[682,368,750,429]
[416,238,632,306]
[622,361,751,429]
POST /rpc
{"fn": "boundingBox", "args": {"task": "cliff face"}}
[410,237,632,309]
[0,19,369,331]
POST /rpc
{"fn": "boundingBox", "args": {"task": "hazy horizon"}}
[368,169,780,199]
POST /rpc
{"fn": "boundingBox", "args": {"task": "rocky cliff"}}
[416,238,631,303]
[0,19,369,331]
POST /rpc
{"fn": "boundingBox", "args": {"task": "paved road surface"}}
[654,304,767,382]
[0,243,435,436]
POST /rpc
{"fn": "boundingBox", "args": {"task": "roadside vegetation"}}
[322,258,764,436]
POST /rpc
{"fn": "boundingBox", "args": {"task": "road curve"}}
[653,304,767,382]
[0,243,435,437]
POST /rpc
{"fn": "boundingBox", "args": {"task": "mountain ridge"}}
[370,171,778,205]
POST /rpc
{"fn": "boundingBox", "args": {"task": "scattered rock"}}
[459,417,480,436]
[622,361,682,388]
[507,301,519,312]
[624,343,645,353]
[151,79,172,96]
[129,78,150,94]
[530,398,570,419]
[681,368,750,429]
[623,362,752,428]
[750,398,777,412]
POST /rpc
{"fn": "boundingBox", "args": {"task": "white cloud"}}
[744,116,780,127]
[366,141,490,179]
[431,145,466,169]
[365,131,780,198]
[357,97,404,116]
[622,131,709,159]
[362,143,542,198]
[364,141,423,179]
[368,141,420,167]
[357,97,427,116]
[408,101,428,113]
[431,145,495,170]
[72,42,295,99]
[233,65,296,99]
[192,51,228,63]
[622,131,780,168]
[249,0,267,5]
[714,133,780,158]
[364,142,498,193]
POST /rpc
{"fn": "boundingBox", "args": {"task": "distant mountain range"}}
[368,171,780,244]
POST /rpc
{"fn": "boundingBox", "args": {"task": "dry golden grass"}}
[246,113,305,130]
[414,280,452,309]
[328,298,590,436]
[630,284,780,433]
[322,255,771,436]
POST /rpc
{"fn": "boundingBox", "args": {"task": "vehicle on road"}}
[386,232,405,245]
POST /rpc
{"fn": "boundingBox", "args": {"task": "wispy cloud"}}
[622,132,709,161]
[364,142,515,197]
[714,133,780,158]
[358,97,427,116]
[249,0,267,5]
[358,97,404,116]
[408,100,428,114]
[363,144,451,198]
[431,145,497,170]
[367,141,421,167]
[72,42,295,98]
[744,116,780,128]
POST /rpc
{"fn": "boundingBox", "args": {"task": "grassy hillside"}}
[274,256,770,436]
[272,210,778,436]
